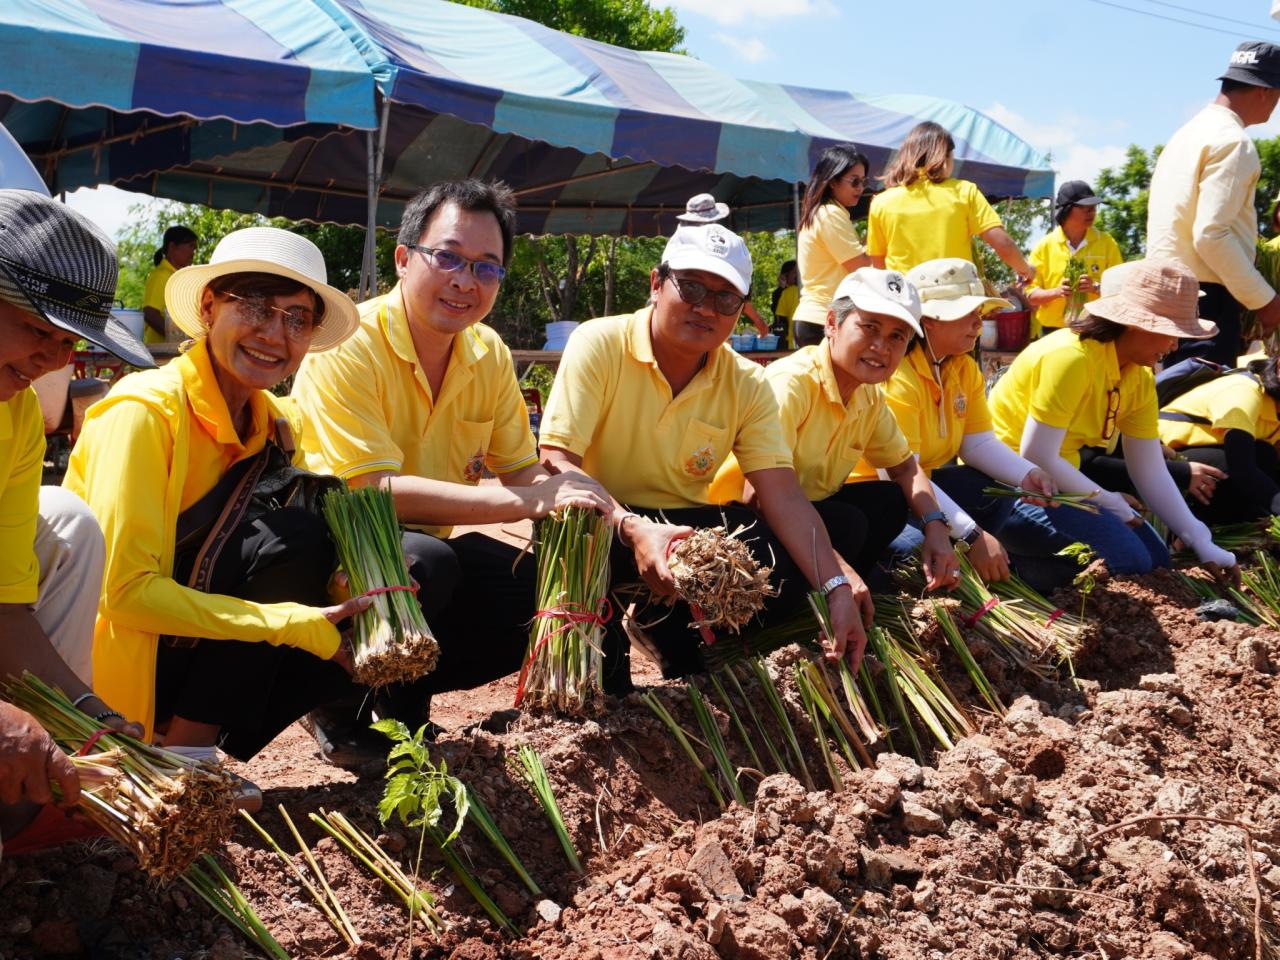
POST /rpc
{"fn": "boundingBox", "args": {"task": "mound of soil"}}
[3,570,1279,959]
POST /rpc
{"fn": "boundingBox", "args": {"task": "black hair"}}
[397,179,517,266]
[207,271,325,325]
[799,144,871,231]
[1068,313,1125,343]
[1054,203,1074,227]
[1248,357,1280,400]
[155,225,197,266]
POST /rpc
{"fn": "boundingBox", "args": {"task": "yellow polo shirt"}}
[540,307,791,509]
[709,342,909,503]
[989,328,1158,466]
[867,177,1002,273]
[1027,226,1124,336]
[0,389,45,604]
[851,348,991,480]
[292,284,538,538]
[141,257,176,345]
[794,202,865,327]
[64,339,337,738]
[1159,373,1280,449]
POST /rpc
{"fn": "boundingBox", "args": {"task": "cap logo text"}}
[1232,50,1260,65]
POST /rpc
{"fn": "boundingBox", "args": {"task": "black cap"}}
[1055,180,1102,210]
[1218,41,1280,89]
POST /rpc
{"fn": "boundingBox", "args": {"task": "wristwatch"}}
[959,525,982,546]
[821,574,850,596]
[921,510,949,529]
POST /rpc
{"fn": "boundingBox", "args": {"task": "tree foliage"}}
[461,0,684,51]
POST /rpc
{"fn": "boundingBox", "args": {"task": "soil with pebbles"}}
[3,569,1280,959]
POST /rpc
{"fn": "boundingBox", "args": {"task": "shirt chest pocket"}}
[451,418,494,484]
[678,418,728,479]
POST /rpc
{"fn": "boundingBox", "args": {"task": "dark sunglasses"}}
[224,291,321,342]
[666,275,748,316]
[406,244,507,285]
[841,175,868,189]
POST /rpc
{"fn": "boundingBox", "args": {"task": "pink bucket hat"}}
[1082,258,1216,339]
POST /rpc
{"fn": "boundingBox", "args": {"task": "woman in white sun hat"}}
[851,258,1060,586]
[989,258,1240,588]
[64,228,368,804]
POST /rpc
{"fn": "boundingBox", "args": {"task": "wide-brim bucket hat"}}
[906,258,1011,321]
[165,227,359,352]
[1083,258,1216,339]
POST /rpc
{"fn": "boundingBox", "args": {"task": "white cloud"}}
[983,102,1130,188]
[64,185,155,242]
[663,0,836,26]
[713,33,773,63]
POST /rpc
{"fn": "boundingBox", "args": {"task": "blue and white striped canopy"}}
[0,0,1052,235]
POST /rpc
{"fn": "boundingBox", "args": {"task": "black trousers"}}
[793,321,824,348]
[370,531,534,728]
[602,483,906,692]
[1180,442,1280,524]
[1079,445,1192,497]
[155,508,354,760]
[1165,282,1244,368]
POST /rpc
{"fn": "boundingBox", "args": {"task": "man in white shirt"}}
[1147,41,1280,366]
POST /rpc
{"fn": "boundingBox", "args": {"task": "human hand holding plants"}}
[820,560,873,674]
[1186,461,1226,506]
[623,516,692,597]
[0,700,79,808]
[965,530,1011,582]
[1017,467,1058,507]
[523,473,610,519]
[921,522,960,591]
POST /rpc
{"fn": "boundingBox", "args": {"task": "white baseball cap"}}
[661,224,753,296]
[833,267,923,336]
[906,258,1010,322]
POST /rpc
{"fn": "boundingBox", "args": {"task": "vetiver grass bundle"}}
[981,484,1100,514]
[322,485,439,687]
[516,745,584,873]
[518,505,612,714]
[1172,520,1271,568]
[663,524,777,635]
[6,672,235,882]
[182,854,290,959]
[1240,549,1280,630]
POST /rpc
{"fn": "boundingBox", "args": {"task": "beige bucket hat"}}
[1083,258,1216,339]
[906,258,1010,321]
[165,227,359,352]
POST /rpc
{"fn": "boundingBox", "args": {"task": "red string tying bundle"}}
[514,598,613,706]
[357,584,417,600]
[1046,608,1066,627]
[964,597,1000,627]
[76,728,113,757]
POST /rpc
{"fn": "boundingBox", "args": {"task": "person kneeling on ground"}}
[710,267,962,668]
[292,180,608,763]
[988,258,1239,586]
[540,226,945,686]
[64,228,372,809]
[1159,353,1280,523]
[850,258,1061,588]
[0,190,150,852]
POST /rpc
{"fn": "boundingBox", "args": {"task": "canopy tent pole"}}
[359,96,391,300]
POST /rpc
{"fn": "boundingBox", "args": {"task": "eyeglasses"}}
[224,291,321,342]
[666,275,748,316]
[841,175,868,189]
[405,244,507,285]
[1101,386,1121,441]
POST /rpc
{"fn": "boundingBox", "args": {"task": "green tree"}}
[970,197,1053,287]
[1094,144,1160,261]
[461,0,684,52]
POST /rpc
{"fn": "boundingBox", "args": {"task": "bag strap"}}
[1158,410,1212,426]
[184,444,273,592]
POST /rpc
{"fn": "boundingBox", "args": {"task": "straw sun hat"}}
[1083,258,1216,340]
[164,227,359,352]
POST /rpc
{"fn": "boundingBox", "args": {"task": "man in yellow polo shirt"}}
[541,224,891,687]
[293,179,607,757]
[1025,181,1124,337]
[0,190,151,849]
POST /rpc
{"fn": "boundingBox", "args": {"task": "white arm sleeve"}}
[958,430,1036,488]
[1020,418,1135,523]
[878,459,977,540]
[1122,434,1236,567]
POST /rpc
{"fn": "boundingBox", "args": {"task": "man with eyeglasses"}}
[540,223,871,690]
[292,179,608,761]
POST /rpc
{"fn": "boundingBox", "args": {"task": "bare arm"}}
[841,254,873,273]
[869,255,886,269]
[142,307,165,337]
[882,457,959,590]
[980,226,1034,284]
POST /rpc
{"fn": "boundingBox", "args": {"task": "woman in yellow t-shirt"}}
[868,259,1058,586]
[65,228,365,786]
[1158,357,1280,523]
[793,145,873,348]
[141,225,197,344]
[867,121,1034,280]
[989,259,1238,584]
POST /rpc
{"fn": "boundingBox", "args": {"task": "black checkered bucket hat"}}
[0,189,153,369]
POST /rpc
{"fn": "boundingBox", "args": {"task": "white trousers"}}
[31,487,104,686]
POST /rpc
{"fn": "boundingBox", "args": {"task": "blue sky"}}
[66,0,1280,237]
